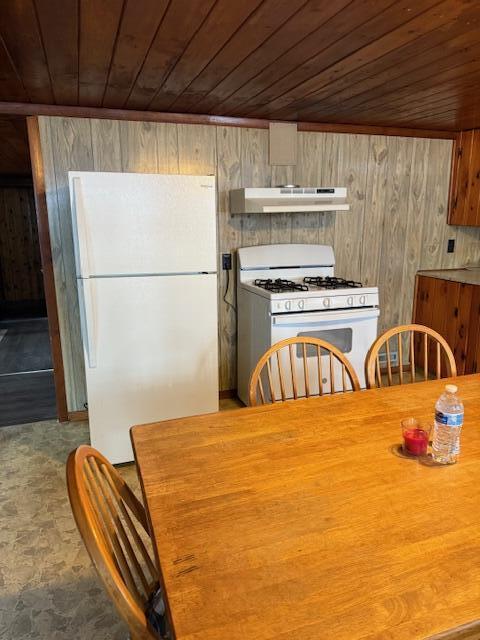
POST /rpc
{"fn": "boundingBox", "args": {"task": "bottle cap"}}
[445,384,458,394]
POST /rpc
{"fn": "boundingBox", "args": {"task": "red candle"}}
[403,428,429,456]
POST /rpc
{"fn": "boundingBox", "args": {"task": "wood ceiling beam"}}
[0,101,457,138]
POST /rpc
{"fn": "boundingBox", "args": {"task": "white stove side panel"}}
[237,290,272,406]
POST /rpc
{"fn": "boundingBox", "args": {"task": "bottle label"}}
[435,411,463,427]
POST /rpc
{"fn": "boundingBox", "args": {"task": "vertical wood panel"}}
[43,116,94,411]
[39,117,459,404]
[361,136,389,287]
[240,128,271,247]
[333,134,369,280]
[216,126,242,388]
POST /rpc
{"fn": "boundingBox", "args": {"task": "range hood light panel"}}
[229,187,349,214]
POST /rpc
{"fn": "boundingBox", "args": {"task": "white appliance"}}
[230,187,349,213]
[69,171,218,464]
[237,244,379,404]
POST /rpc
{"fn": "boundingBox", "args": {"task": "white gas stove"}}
[237,244,380,404]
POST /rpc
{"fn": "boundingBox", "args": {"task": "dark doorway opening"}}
[0,116,56,427]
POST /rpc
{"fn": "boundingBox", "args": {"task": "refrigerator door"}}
[79,273,218,464]
[69,172,216,277]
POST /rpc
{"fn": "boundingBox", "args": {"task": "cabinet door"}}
[413,276,471,376]
[466,286,480,373]
[449,129,480,226]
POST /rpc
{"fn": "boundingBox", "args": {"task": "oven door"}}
[271,308,379,393]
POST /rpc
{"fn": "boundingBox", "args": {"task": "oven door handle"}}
[272,307,380,325]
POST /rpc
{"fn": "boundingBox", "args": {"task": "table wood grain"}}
[131,375,480,640]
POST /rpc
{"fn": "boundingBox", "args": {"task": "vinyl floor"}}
[0,318,56,427]
[0,399,242,639]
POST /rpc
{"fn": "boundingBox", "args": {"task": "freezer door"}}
[79,274,218,464]
[69,172,216,277]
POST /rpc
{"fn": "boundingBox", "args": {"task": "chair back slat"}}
[410,331,416,382]
[101,463,157,585]
[266,360,275,402]
[276,350,286,401]
[289,344,298,399]
[423,333,429,381]
[67,446,160,640]
[316,345,324,396]
[385,340,393,385]
[365,324,457,389]
[249,337,360,406]
[303,343,310,397]
[329,351,335,394]
[397,334,403,384]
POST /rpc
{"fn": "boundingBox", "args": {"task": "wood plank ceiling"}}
[0,0,479,131]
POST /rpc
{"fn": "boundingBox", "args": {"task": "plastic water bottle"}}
[431,384,464,464]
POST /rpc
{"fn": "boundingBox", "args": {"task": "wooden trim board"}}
[0,102,456,140]
[26,116,69,422]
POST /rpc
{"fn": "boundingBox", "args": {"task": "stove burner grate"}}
[254,278,309,293]
[303,276,363,289]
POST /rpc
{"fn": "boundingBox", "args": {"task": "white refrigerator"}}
[68,171,219,464]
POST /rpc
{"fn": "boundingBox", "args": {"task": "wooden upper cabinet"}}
[449,129,480,226]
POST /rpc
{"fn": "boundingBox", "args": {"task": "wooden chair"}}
[66,445,163,640]
[248,336,360,406]
[365,323,457,389]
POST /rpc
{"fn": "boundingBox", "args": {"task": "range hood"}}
[230,187,349,214]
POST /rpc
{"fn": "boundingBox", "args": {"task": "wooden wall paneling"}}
[240,128,271,247]
[317,133,338,247]
[332,133,369,280]
[376,137,413,334]
[155,124,179,174]
[216,126,242,389]
[419,138,454,270]
[399,138,430,329]
[453,226,480,267]
[292,132,322,244]
[119,121,158,172]
[39,117,457,401]
[47,117,94,410]
[177,124,216,175]
[270,165,294,244]
[91,118,122,171]
[0,187,44,302]
[28,116,68,421]
[360,136,389,288]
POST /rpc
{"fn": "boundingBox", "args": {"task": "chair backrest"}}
[248,336,360,406]
[66,445,159,640]
[365,323,457,389]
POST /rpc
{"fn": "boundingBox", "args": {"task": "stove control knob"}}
[323,297,331,308]
[298,299,305,310]
[359,295,366,305]
[347,296,354,306]
[285,300,292,311]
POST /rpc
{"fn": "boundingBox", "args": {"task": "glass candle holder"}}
[401,417,431,457]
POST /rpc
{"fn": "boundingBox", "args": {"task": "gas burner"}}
[303,276,363,289]
[254,278,309,293]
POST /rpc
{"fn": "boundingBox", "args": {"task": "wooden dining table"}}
[131,374,480,640]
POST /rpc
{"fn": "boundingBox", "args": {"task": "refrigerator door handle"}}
[78,278,98,368]
[70,176,92,277]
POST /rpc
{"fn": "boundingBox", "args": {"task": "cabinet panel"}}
[466,286,480,373]
[414,275,475,376]
[449,129,480,227]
